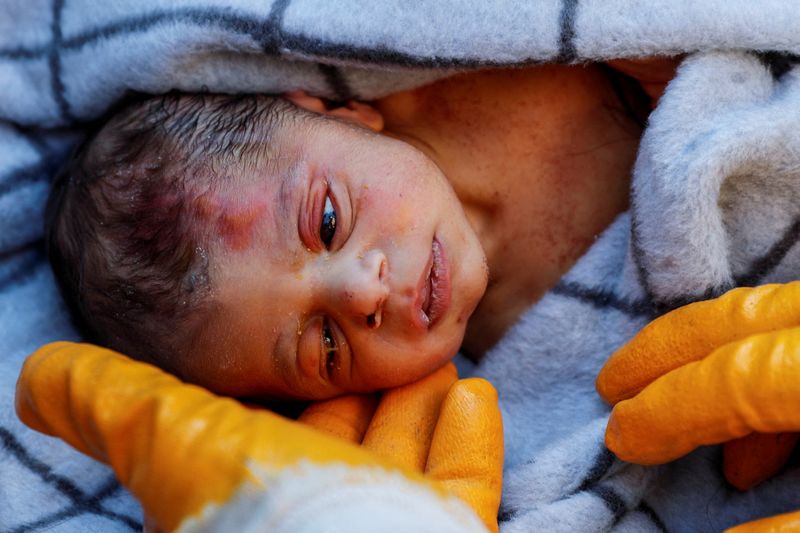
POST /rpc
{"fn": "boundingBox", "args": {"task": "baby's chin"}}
[389,345,465,390]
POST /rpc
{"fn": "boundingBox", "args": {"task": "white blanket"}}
[2,1,800,531]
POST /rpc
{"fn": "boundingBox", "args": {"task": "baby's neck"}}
[375,65,643,356]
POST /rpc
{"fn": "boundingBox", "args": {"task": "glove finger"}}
[362,363,457,472]
[425,378,503,533]
[723,431,800,491]
[298,394,378,443]
[598,282,800,404]
[606,327,800,464]
[725,510,800,532]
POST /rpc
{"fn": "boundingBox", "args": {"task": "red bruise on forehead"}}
[193,193,269,252]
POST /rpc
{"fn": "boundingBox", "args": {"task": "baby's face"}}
[180,112,488,400]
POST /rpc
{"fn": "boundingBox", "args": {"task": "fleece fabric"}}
[2,1,800,531]
[476,51,800,532]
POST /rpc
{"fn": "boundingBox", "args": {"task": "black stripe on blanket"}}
[61,9,277,53]
[263,0,292,53]
[497,509,513,524]
[0,160,52,198]
[0,45,47,59]
[318,64,354,102]
[0,244,43,290]
[557,0,579,62]
[637,500,669,533]
[654,285,734,316]
[0,427,141,532]
[9,477,140,533]
[0,7,563,69]
[11,124,51,160]
[589,485,627,525]
[756,51,800,80]
[575,447,616,492]
[49,0,74,122]
[576,449,627,526]
[552,280,656,319]
[735,215,800,287]
[0,240,41,263]
[630,203,737,315]
[566,447,668,531]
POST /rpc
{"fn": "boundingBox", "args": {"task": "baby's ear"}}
[284,91,384,132]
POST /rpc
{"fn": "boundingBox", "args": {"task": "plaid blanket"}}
[3,1,800,530]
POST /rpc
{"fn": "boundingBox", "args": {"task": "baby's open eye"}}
[320,195,337,249]
[321,317,338,372]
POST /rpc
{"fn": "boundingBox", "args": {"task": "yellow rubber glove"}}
[16,341,503,533]
[596,283,800,531]
[298,364,504,529]
[722,431,799,491]
[726,510,800,532]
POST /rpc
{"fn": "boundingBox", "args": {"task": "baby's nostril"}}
[379,259,387,281]
[366,308,383,329]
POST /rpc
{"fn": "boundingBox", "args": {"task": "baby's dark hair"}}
[46,92,301,370]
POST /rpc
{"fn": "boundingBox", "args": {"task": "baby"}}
[46,63,652,400]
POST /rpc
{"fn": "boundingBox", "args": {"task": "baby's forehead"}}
[191,170,292,254]
[191,113,381,258]
[184,125,310,248]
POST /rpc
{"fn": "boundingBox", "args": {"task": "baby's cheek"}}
[364,188,419,236]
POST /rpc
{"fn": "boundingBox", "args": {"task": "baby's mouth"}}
[419,238,451,329]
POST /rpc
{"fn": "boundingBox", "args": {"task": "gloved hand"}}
[596,282,800,530]
[16,341,503,533]
[298,363,503,527]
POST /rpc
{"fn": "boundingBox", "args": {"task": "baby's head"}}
[47,92,488,400]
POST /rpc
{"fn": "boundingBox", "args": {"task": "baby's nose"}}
[334,249,388,328]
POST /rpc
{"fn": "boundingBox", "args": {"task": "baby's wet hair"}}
[46,92,300,370]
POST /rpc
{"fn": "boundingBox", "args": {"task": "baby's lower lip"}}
[426,238,451,328]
